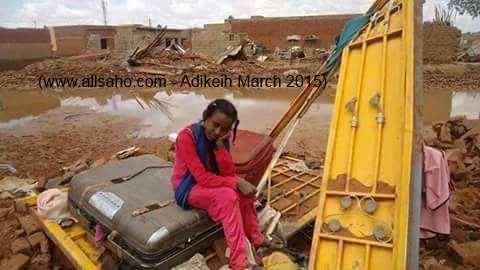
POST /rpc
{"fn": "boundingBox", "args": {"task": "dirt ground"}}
[1,53,480,269]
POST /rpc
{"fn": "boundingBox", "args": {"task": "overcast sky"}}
[0,0,478,33]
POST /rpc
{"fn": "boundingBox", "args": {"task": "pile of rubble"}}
[0,49,310,89]
[0,52,130,89]
[422,117,480,270]
[0,198,50,270]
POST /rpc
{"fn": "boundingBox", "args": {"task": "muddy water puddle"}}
[0,88,335,137]
[1,88,478,135]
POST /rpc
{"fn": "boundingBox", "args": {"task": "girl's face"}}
[204,110,234,141]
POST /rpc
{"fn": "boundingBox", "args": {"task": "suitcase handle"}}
[109,165,172,184]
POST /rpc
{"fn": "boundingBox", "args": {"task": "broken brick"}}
[14,201,27,213]
[91,157,108,168]
[31,253,51,265]
[424,257,452,270]
[448,240,480,266]
[451,227,469,243]
[18,214,41,235]
[469,231,480,241]
[28,231,49,253]
[10,237,31,254]
[36,177,48,191]
[14,229,25,237]
[440,125,453,143]
[0,206,14,218]
[0,254,29,270]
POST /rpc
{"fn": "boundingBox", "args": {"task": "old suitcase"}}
[232,130,275,186]
[68,154,220,269]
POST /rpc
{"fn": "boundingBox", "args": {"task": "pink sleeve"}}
[176,129,237,189]
[215,147,236,177]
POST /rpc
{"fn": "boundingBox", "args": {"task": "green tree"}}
[449,0,480,18]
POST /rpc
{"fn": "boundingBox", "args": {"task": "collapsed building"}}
[0,25,191,71]
[191,14,359,59]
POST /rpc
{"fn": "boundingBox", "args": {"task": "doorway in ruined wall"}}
[101,38,107,49]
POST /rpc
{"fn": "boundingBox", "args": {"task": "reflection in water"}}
[1,88,479,137]
[0,91,60,128]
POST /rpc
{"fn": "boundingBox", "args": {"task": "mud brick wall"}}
[423,22,461,64]
[230,14,359,51]
[191,29,243,59]
[53,25,116,57]
[0,28,52,61]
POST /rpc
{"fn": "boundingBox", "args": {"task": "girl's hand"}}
[236,178,256,196]
[216,131,231,148]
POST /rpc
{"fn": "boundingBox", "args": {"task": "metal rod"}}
[271,171,321,189]
[270,175,322,204]
[325,190,396,199]
[280,189,320,214]
[372,0,394,193]
[345,21,374,192]
[271,172,307,189]
[256,120,300,197]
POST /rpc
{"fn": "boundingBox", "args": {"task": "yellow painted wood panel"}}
[309,0,416,269]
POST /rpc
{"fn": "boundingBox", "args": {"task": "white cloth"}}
[37,188,71,220]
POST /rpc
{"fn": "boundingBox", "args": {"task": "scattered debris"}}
[448,240,480,267]
[31,253,51,265]
[27,232,49,254]
[165,41,186,54]
[283,69,299,77]
[216,45,245,65]
[257,55,269,62]
[171,253,210,270]
[10,237,32,255]
[0,164,17,175]
[128,27,168,64]
[422,117,480,269]
[0,253,30,270]
[18,215,41,236]
[263,251,301,270]
[0,177,36,199]
[115,146,141,159]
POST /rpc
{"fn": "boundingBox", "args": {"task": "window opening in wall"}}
[100,38,107,49]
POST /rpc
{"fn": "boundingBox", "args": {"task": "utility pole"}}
[101,0,108,25]
[148,17,152,27]
[34,20,37,28]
